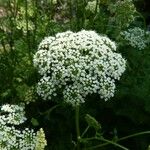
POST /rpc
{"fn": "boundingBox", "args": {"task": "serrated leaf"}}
[85,114,101,131]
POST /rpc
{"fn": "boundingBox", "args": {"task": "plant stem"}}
[75,0,79,31]
[85,131,150,149]
[81,126,90,138]
[119,131,150,141]
[69,0,73,30]
[33,0,38,48]
[75,104,80,150]
[98,137,128,150]
[40,104,61,116]
[25,0,32,62]
[136,11,147,31]
[84,137,128,150]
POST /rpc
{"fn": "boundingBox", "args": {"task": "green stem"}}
[119,131,150,141]
[69,0,74,30]
[75,0,80,30]
[136,11,147,31]
[25,0,32,62]
[85,131,150,149]
[1,39,7,54]
[40,104,61,116]
[83,137,128,150]
[81,126,90,138]
[100,137,128,150]
[75,105,80,150]
[94,0,99,14]
[33,0,38,48]
[81,0,86,28]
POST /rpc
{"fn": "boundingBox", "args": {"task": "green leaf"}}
[85,114,101,131]
[1,89,11,98]
[15,77,23,83]
[31,118,39,126]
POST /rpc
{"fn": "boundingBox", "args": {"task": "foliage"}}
[0,0,150,149]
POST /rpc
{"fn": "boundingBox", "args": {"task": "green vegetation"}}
[0,0,150,149]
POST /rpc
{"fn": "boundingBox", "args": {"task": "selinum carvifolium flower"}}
[34,30,126,106]
[0,104,47,150]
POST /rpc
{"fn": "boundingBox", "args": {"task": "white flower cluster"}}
[85,0,99,13]
[35,128,47,150]
[33,30,126,106]
[16,2,35,32]
[0,104,26,125]
[108,0,136,28]
[120,27,150,50]
[0,104,47,150]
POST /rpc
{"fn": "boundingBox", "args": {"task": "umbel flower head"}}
[0,103,26,125]
[85,0,100,14]
[120,27,150,50]
[34,30,126,106]
[0,104,47,150]
[108,0,137,28]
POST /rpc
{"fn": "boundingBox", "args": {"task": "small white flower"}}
[120,27,150,50]
[34,30,126,106]
[1,104,13,113]
[85,0,99,13]
[0,104,46,150]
